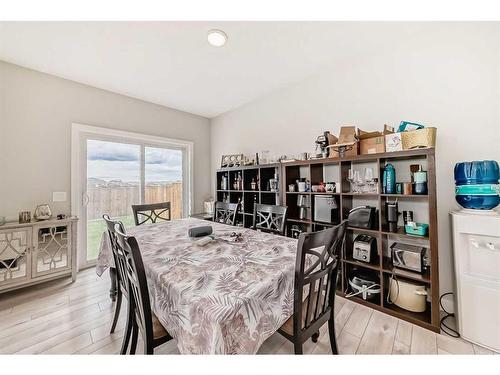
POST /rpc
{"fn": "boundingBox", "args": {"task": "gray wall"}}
[211,23,500,302]
[0,60,211,220]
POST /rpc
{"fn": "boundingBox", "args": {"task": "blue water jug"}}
[383,164,396,194]
[454,160,500,210]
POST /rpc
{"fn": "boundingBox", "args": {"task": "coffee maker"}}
[315,131,336,158]
[385,200,400,232]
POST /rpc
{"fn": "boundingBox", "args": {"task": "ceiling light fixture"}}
[207,29,227,47]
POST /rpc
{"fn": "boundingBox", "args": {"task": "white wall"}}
[211,23,500,298]
[0,60,211,220]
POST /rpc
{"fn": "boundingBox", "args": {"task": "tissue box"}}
[385,132,403,152]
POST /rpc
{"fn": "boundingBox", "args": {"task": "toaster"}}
[352,235,377,263]
[391,242,429,274]
[347,206,377,229]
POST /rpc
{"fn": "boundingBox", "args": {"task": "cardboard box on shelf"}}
[328,126,358,158]
[358,125,394,155]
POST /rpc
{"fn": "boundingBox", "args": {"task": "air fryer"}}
[347,267,381,301]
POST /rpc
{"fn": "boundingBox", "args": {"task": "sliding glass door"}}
[78,133,187,267]
[86,140,141,262]
[144,146,183,219]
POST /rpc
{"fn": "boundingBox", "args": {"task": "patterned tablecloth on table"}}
[96,217,302,354]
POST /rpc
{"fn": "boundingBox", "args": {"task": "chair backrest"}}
[293,221,347,338]
[213,201,239,226]
[102,214,127,293]
[132,202,171,226]
[252,203,288,235]
[114,225,154,342]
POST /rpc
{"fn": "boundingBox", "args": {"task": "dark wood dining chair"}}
[213,201,239,225]
[252,203,288,235]
[102,215,128,338]
[114,224,173,354]
[132,202,171,226]
[278,221,347,354]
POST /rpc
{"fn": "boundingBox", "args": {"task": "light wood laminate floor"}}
[0,268,496,355]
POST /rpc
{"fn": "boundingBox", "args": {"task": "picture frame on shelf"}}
[220,154,244,168]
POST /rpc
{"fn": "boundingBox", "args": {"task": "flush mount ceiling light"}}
[207,29,227,47]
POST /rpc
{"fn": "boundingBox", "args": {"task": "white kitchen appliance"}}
[388,277,428,313]
[451,209,500,352]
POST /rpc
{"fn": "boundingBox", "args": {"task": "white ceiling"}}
[0,22,427,118]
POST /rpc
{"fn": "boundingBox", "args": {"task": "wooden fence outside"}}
[87,182,182,220]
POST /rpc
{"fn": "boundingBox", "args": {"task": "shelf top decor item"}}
[221,154,244,168]
[34,204,52,221]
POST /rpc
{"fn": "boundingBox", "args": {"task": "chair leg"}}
[129,321,139,355]
[312,331,320,343]
[110,288,122,333]
[144,341,154,355]
[294,342,303,355]
[120,302,133,355]
[328,316,339,354]
[109,267,118,301]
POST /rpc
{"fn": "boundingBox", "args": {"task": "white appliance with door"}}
[451,209,500,352]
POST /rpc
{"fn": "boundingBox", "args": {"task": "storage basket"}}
[402,127,436,149]
[404,223,429,236]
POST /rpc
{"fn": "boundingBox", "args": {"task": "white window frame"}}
[71,123,194,269]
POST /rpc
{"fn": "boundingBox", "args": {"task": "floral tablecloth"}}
[96,217,301,354]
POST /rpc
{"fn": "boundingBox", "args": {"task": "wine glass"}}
[353,170,363,193]
[347,169,354,192]
[364,167,375,193]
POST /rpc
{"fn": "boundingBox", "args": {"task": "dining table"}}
[96,217,307,354]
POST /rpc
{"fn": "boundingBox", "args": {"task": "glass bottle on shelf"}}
[269,173,279,192]
[233,175,238,190]
[237,172,243,190]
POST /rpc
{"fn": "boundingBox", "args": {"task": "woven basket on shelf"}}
[402,127,437,149]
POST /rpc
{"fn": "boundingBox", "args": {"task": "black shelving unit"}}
[215,163,281,228]
[214,149,439,333]
[280,148,439,332]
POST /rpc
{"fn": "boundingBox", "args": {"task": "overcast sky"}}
[87,140,182,182]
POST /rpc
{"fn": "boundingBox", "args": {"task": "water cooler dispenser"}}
[450,210,500,352]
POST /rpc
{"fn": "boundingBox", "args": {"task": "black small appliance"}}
[348,268,381,301]
[347,206,377,229]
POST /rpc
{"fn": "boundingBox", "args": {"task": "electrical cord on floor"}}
[440,292,460,338]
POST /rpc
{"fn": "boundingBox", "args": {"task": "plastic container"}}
[404,223,429,236]
[454,160,500,210]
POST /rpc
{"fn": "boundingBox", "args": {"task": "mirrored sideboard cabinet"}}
[0,217,78,294]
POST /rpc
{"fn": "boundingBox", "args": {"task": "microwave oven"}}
[314,195,340,224]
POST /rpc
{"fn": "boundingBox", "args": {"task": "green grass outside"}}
[87,215,136,261]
